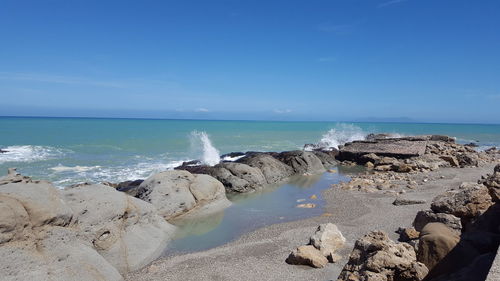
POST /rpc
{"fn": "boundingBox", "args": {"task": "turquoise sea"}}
[1,117,499,187]
[1,116,500,253]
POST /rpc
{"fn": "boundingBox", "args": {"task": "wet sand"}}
[125,163,498,281]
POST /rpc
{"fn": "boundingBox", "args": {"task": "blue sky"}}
[0,0,499,123]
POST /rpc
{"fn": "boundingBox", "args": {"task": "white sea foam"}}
[314,124,367,149]
[221,155,245,162]
[50,165,101,173]
[0,145,66,164]
[52,159,188,188]
[189,131,221,166]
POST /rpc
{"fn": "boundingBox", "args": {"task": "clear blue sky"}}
[0,0,499,123]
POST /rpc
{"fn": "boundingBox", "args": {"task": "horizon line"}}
[1,115,499,126]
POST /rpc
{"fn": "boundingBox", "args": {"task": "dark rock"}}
[393,198,427,206]
[337,138,428,163]
[456,153,479,167]
[397,227,420,242]
[0,149,8,153]
[115,179,144,197]
[274,151,325,174]
[464,142,479,147]
[417,223,460,271]
[310,150,338,167]
[237,153,294,184]
[208,162,267,193]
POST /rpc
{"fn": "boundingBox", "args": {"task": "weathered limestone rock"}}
[0,227,124,281]
[440,155,460,167]
[237,153,294,184]
[286,245,329,268]
[417,223,460,271]
[0,171,124,281]
[337,231,428,281]
[431,182,493,220]
[310,223,346,258]
[62,184,176,273]
[398,227,420,242]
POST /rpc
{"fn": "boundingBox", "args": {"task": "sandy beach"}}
[125,162,498,281]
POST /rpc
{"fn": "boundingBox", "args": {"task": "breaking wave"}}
[315,124,367,149]
[189,131,221,166]
[0,145,67,164]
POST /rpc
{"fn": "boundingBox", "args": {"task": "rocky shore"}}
[1,134,499,281]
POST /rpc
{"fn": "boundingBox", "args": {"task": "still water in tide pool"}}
[165,166,363,255]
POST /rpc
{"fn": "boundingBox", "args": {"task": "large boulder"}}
[310,223,346,259]
[286,245,329,268]
[0,174,73,228]
[417,223,460,271]
[237,153,294,184]
[0,172,123,281]
[135,170,231,218]
[275,151,325,174]
[337,231,428,281]
[62,184,176,273]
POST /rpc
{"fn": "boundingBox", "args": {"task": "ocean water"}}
[1,117,499,186]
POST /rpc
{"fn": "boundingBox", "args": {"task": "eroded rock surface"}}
[337,231,428,281]
[135,170,231,218]
[62,184,176,273]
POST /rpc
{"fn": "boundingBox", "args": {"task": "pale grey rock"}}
[135,170,231,218]
[62,184,176,273]
[310,223,346,257]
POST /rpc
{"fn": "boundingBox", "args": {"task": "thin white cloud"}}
[195,108,209,112]
[317,57,336,62]
[378,0,408,8]
[274,109,292,114]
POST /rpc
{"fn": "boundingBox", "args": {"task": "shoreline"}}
[125,162,499,281]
